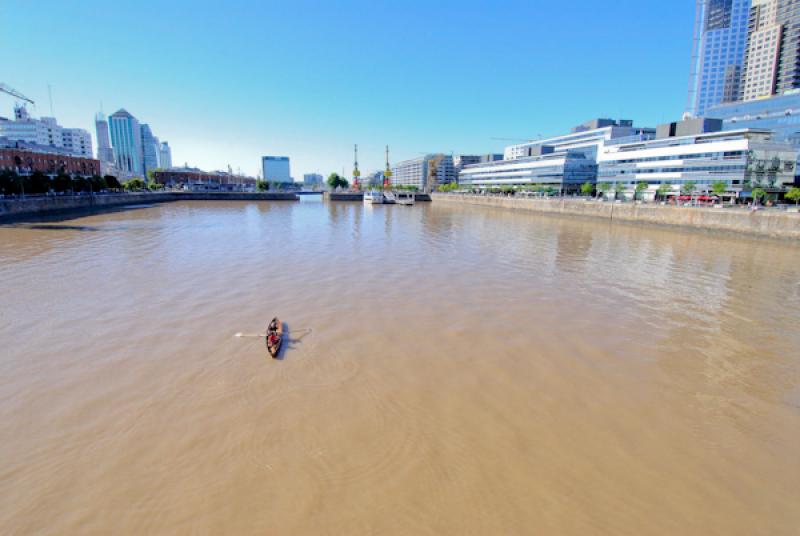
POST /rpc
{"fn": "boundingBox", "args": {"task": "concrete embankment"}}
[432,193,800,240]
[0,192,299,221]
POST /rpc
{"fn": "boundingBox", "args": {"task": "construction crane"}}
[0,83,35,105]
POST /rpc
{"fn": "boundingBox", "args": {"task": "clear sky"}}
[1,0,694,179]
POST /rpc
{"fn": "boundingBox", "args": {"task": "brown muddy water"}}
[1,198,799,535]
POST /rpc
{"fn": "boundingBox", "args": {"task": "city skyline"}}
[2,0,694,179]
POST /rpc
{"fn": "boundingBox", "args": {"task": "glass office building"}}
[458,150,598,192]
[687,0,751,117]
[598,128,798,199]
[707,91,800,149]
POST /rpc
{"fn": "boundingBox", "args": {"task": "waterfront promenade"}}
[433,193,800,240]
[0,191,299,221]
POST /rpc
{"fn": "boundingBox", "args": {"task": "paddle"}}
[235,328,312,338]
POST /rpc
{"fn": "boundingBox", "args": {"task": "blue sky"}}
[1,0,694,179]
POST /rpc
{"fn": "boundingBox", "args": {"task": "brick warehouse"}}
[0,147,101,177]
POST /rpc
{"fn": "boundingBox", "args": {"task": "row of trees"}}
[0,170,125,195]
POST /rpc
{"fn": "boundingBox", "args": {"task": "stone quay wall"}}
[0,192,299,221]
[432,193,800,240]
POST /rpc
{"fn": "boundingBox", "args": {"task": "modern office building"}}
[687,0,751,117]
[108,109,144,178]
[452,155,503,179]
[262,156,291,183]
[303,173,323,187]
[95,113,115,165]
[159,141,172,169]
[597,118,798,199]
[0,104,93,158]
[707,90,800,149]
[459,119,655,192]
[140,124,161,174]
[391,154,455,191]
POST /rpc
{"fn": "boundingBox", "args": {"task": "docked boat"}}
[364,190,384,204]
[266,317,283,358]
[396,192,415,205]
[382,191,397,204]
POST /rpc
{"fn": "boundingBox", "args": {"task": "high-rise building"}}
[262,156,291,183]
[159,141,172,169]
[0,104,93,158]
[739,0,800,100]
[140,124,161,174]
[687,0,751,117]
[108,109,144,178]
[95,113,114,164]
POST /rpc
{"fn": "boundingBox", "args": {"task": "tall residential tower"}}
[687,0,751,117]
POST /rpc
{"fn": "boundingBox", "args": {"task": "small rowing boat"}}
[266,317,283,358]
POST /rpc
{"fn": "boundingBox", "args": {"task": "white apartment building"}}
[391,154,455,191]
[0,105,93,158]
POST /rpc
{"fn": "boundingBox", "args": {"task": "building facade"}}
[459,119,655,192]
[140,124,161,175]
[262,156,291,183]
[152,167,256,191]
[95,113,115,164]
[159,141,172,169]
[707,90,800,150]
[597,120,798,199]
[0,139,101,177]
[108,109,143,178]
[303,173,323,187]
[0,105,93,158]
[739,0,800,100]
[687,0,751,117]
[391,154,455,191]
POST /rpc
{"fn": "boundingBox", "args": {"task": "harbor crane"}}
[0,83,35,105]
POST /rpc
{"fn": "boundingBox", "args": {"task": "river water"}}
[1,198,799,535]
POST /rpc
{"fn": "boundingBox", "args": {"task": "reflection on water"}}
[1,200,799,535]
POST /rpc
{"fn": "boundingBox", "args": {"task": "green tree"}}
[123,178,146,191]
[634,181,648,201]
[785,186,800,205]
[104,175,121,189]
[681,181,696,195]
[711,181,727,199]
[53,173,72,193]
[752,187,766,205]
[580,181,594,197]
[614,182,626,200]
[327,173,349,190]
[256,180,269,192]
[597,182,611,198]
[656,182,672,201]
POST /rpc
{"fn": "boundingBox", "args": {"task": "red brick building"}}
[0,147,101,177]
